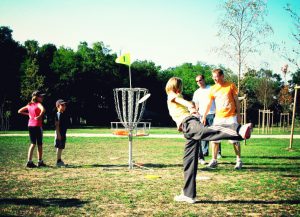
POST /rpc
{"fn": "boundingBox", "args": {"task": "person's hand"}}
[34,116,42,120]
[201,116,206,126]
[189,107,198,114]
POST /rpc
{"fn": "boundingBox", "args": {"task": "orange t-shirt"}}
[209,82,238,118]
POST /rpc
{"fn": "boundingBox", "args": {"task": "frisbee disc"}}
[145,175,161,179]
[138,93,151,104]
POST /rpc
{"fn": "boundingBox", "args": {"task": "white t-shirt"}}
[192,85,216,116]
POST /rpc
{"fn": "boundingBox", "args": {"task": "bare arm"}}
[18,106,29,116]
[201,98,213,125]
[55,120,62,140]
[35,103,45,120]
[173,96,197,114]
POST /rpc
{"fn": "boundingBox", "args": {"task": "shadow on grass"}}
[245,166,299,172]
[64,163,183,169]
[246,156,300,160]
[64,164,128,169]
[140,163,182,168]
[0,198,88,207]
[196,199,300,204]
[281,174,300,178]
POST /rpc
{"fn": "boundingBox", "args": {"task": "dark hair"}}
[196,74,205,80]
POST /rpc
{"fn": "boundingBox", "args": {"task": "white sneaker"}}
[234,161,243,170]
[56,160,66,167]
[206,160,218,168]
[239,123,253,139]
[217,154,222,159]
[199,159,206,165]
[174,194,196,204]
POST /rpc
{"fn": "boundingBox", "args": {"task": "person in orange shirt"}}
[202,68,245,170]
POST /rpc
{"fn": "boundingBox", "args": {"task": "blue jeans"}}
[199,114,221,159]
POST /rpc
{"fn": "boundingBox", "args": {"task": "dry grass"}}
[0,136,299,216]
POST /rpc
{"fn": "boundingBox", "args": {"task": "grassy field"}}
[0,131,300,216]
[1,126,300,135]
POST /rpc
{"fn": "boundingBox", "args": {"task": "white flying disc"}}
[138,93,151,104]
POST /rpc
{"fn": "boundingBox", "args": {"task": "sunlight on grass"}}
[0,134,299,216]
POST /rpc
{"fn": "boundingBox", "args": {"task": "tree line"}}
[0,26,299,130]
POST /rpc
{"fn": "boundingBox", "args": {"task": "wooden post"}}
[289,85,300,149]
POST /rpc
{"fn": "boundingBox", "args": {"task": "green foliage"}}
[162,63,213,98]
[0,25,297,128]
[20,58,45,101]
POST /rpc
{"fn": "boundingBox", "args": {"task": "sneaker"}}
[199,159,206,165]
[234,161,243,170]
[174,194,196,204]
[203,152,209,156]
[239,123,253,139]
[37,161,47,167]
[26,161,37,168]
[56,160,67,167]
[217,154,222,159]
[206,160,218,169]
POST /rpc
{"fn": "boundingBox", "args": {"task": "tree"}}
[20,40,46,101]
[0,26,25,130]
[216,0,273,92]
[278,85,293,112]
[282,4,300,70]
[20,58,45,101]
[162,63,214,98]
[255,69,278,110]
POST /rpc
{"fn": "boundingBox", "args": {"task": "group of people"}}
[166,68,252,204]
[18,68,251,204]
[18,91,69,168]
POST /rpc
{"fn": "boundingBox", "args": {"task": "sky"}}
[0,0,299,78]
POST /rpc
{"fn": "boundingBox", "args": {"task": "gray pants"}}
[181,116,243,198]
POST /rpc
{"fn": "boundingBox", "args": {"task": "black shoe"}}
[38,161,47,167]
[203,153,209,156]
[26,161,37,168]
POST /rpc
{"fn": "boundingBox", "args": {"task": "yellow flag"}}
[115,53,130,66]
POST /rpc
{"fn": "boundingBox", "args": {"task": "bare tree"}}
[216,0,273,92]
[282,4,300,70]
[255,69,276,109]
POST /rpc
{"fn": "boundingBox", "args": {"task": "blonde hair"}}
[28,96,38,105]
[165,77,183,94]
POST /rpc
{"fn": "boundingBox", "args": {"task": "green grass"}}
[0,132,300,216]
[1,126,300,135]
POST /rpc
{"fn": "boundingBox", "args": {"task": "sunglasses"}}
[196,79,203,82]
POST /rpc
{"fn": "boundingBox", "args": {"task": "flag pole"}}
[129,64,132,89]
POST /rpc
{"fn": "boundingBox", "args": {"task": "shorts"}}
[54,134,66,149]
[212,116,239,144]
[28,126,43,146]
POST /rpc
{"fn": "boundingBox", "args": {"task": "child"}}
[18,90,46,168]
[165,77,252,203]
[55,99,69,167]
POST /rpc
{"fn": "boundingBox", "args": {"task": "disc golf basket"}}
[111,121,151,136]
[113,88,150,169]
